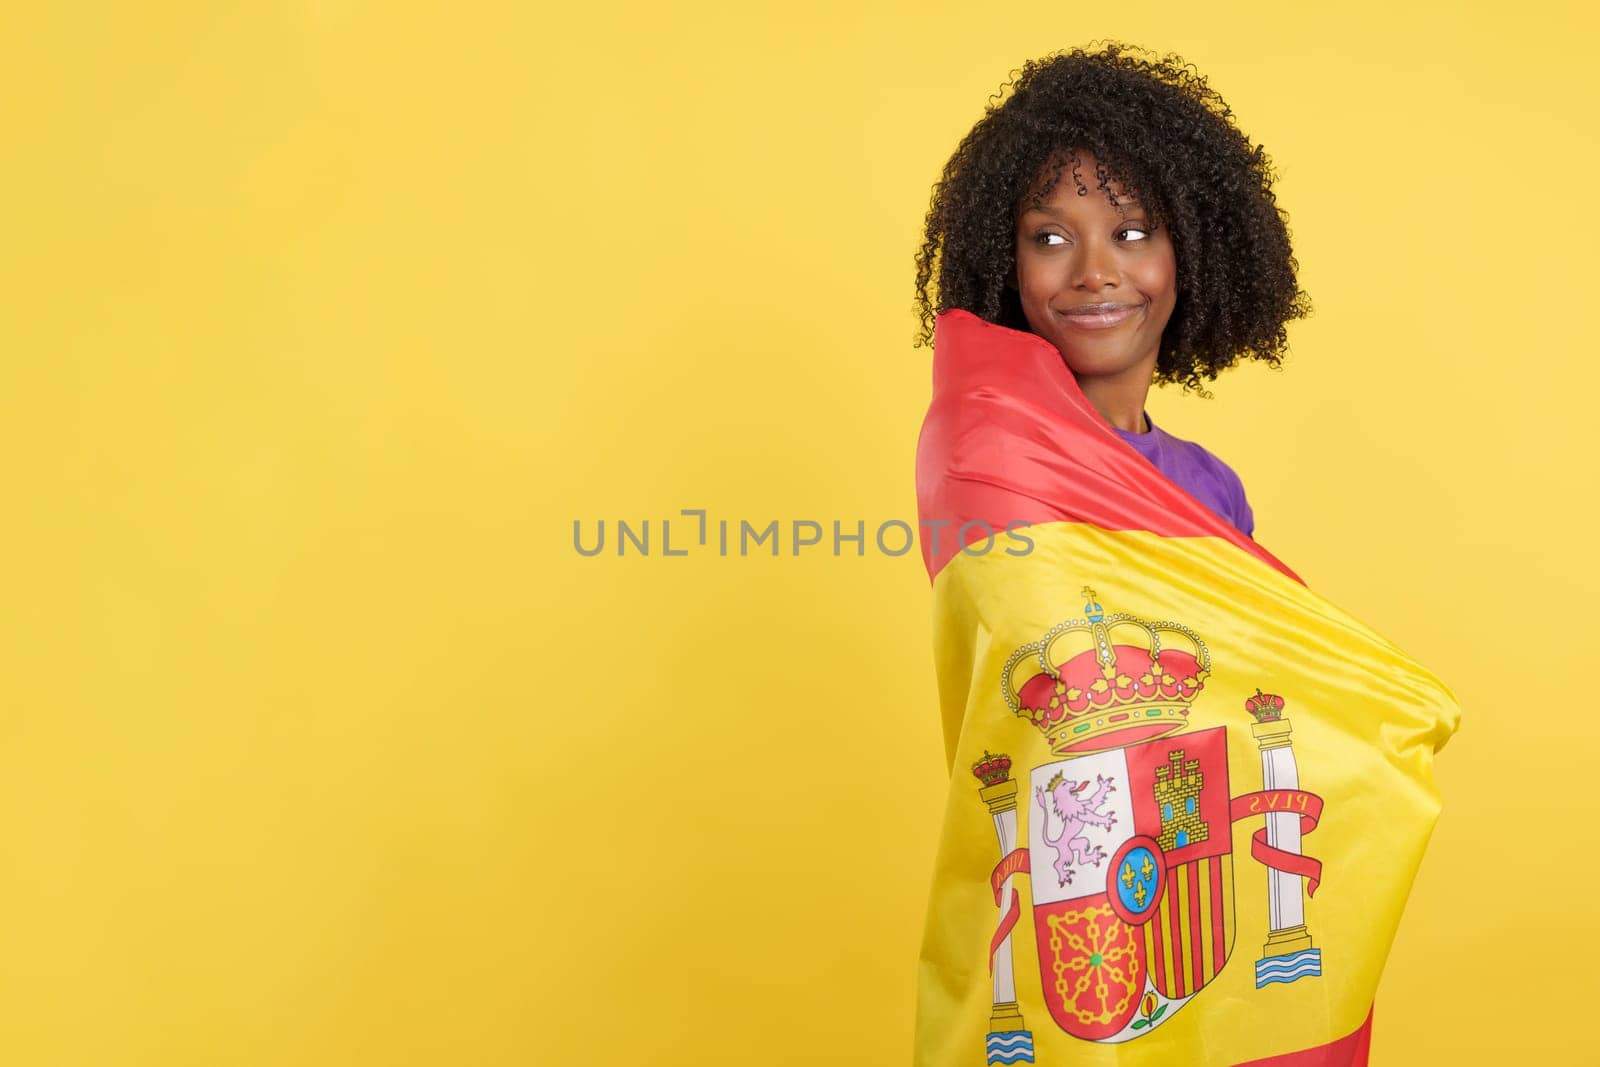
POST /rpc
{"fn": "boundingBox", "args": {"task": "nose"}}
[1073,238,1120,291]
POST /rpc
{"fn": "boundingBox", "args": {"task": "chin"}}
[1055,343,1143,375]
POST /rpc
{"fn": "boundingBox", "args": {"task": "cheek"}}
[1013,267,1044,311]
[1139,249,1178,309]
[1015,250,1059,304]
[1012,245,1036,289]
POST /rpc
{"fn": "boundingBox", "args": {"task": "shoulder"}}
[1154,425,1256,538]
[1163,430,1248,487]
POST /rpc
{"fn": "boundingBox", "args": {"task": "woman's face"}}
[1012,152,1177,386]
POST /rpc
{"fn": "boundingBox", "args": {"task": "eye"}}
[1033,231,1066,247]
[1118,226,1152,241]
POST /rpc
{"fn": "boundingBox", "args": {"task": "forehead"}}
[1020,151,1146,213]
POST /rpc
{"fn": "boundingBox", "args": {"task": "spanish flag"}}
[912,310,1459,1066]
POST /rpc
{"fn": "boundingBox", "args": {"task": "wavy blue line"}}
[987,1033,1031,1047]
[1257,959,1323,976]
[1257,969,1321,983]
[1257,970,1320,987]
[986,1031,1035,1063]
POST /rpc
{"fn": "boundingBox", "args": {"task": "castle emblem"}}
[972,589,1328,1063]
[1153,750,1208,851]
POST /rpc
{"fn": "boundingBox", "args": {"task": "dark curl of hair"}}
[912,41,1311,393]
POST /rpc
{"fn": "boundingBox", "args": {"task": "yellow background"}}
[2,2,1593,1064]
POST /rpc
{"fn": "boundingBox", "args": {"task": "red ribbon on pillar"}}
[988,848,1030,975]
[1229,790,1325,897]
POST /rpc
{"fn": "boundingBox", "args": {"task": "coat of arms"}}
[971,589,1326,1063]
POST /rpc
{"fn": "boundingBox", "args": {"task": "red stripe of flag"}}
[916,310,1302,584]
[1235,1006,1374,1066]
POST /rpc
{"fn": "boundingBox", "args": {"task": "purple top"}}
[1113,412,1255,537]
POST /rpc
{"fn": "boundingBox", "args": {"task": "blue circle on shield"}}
[1107,836,1165,924]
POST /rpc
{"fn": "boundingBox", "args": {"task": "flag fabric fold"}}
[912,309,1459,1067]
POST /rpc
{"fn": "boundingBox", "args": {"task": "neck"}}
[1077,364,1155,433]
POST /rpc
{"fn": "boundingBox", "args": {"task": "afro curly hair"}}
[912,41,1312,393]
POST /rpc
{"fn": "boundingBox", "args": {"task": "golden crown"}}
[1002,587,1211,756]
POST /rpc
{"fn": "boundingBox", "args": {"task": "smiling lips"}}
[1058,302,1143,330]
